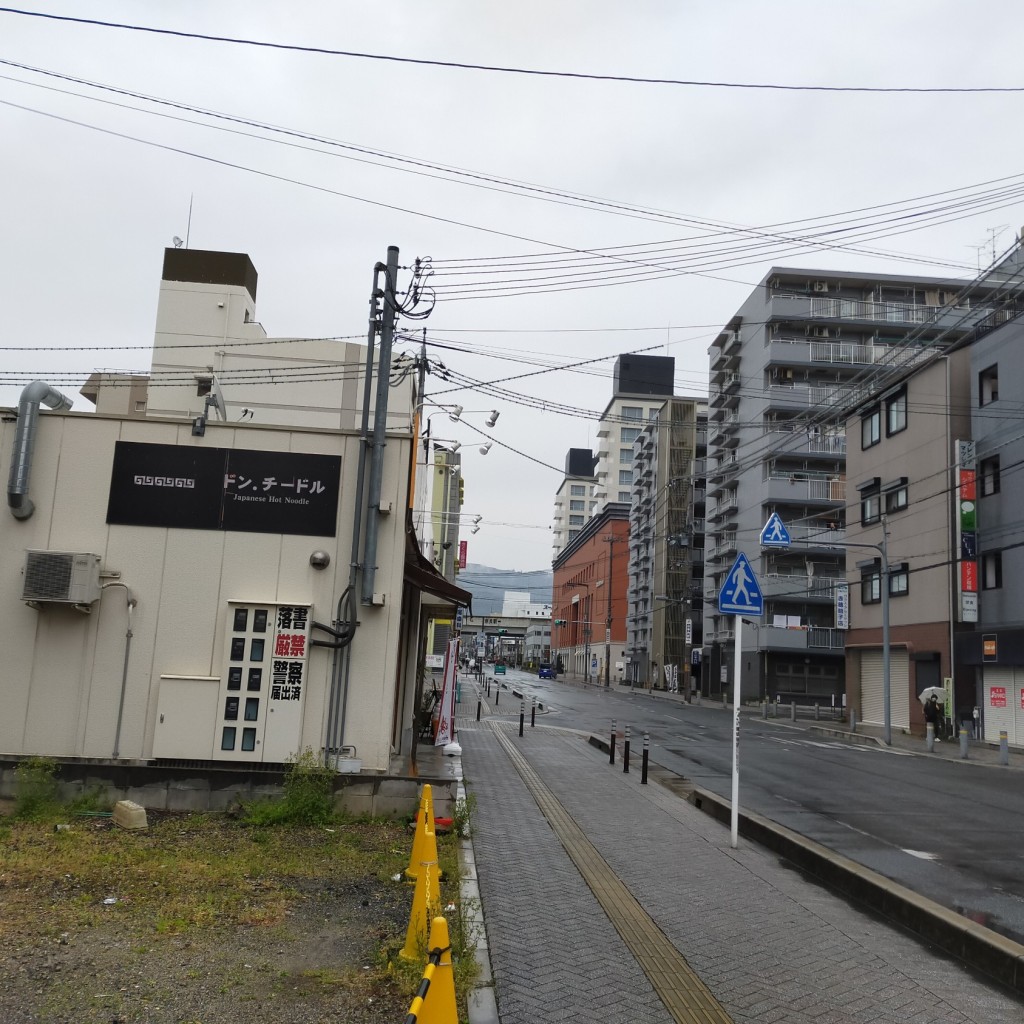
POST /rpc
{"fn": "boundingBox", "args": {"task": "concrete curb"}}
[455,763,500,1024]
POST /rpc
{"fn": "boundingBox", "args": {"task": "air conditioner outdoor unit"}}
[813,281,830,293]
[22,551,102,606]
[806,326,830,338]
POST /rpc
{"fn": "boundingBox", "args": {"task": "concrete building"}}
[1,247,468,785]
[594,355,675,511]
[626,398,707,691]
[843,350,972,735]
[551,505,629,682]
[552,448,597,559]
[955,247,1024,742]
[703,266,1001,705]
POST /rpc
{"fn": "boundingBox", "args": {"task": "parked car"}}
[538,663,555,679]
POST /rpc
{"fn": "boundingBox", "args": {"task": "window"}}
[979,365,999,406]
[980,455,1000,497]
[241,728,257,752]
[230,638,246,661]
[227,668,242,691]
[569,514,584,526]
[233,607,248,631]
[221,727,237,751]
[648,408,661,421]
[885,389,907,436]
[889,563,909,596]
[860,489,880,525]
[247,668,262,691]
[860,564,881,604]
[622,406,643,420]
[620,448,633,463]
[569,499,584,511]
[570,484,585,496]
[244,698,260,721]
[884,477,908,513]
[250,638,265,662]
[252,609,268,632]
[224,697,239,721]
[620,427,641,444]
[861,407,880,449]
[589,501,597,511]
[983,551,1002,590]
[619,469,633,486]
[618,491,631,502]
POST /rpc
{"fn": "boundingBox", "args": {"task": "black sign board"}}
[106,441,341,537]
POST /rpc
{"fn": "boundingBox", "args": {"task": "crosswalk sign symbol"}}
[760,513,791,547]
[718,552,763,616]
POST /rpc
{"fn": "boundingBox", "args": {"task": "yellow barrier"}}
[403,916,457,1024]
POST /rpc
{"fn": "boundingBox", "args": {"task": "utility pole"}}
[605,534,614,687]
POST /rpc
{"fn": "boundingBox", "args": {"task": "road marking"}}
[902,849,939,861]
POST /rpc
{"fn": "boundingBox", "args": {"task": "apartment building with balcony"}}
[593,354,675,512]
[626,398,707,690]
[552,448,598,560]
[703,266,1004,704]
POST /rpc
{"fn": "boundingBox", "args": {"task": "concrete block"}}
[113,800,149,830]
[167,779,212,812]
[375,778,420,801]
[208,786,248,812]
[126,784,168,810]
[335,791,374,817]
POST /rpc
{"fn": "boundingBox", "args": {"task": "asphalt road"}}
[490,668,1024,946]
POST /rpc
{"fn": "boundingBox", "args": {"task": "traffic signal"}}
[554,619,567,626]
[498,628,507,635]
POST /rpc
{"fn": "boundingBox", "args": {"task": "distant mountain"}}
[457,563,553,617]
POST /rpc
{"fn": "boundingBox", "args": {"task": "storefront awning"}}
[404,513,472,611]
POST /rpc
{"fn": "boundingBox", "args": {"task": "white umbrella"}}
[919,686,945,704]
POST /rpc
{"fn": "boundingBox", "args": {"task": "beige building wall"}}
[0,410,412,772]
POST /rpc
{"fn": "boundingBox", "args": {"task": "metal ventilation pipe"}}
[7,380,74,520]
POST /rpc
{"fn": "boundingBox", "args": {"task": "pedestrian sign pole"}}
[718,552,764,848]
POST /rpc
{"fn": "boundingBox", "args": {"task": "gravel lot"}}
[0,810,429,1024]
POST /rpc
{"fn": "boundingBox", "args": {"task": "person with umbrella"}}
[923,692,942,742]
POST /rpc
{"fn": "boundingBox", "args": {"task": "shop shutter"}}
[1013,670,1024,746]
[984,667,1015,743]
[860,649,909,729]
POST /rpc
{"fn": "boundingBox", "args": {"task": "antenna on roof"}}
[186,193,194,249]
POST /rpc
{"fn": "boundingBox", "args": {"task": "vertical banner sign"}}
[434,637,460,746]
[458,540,468,570]
[835,582,849,630]
[957,440,978,623]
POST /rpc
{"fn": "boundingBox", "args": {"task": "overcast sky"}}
[4,1,1024,571]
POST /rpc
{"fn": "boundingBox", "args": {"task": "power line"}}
[3,8,1023,93]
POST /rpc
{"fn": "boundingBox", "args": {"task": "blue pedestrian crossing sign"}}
[760,513,791,548]
[719,552,763,616]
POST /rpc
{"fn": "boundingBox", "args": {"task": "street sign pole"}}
[731,614,742,848]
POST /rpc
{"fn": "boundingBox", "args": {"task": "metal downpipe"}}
[7,380,74,519]
[360,245,400,605]
[325,262,385,757]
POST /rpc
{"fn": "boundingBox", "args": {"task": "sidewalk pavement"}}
[456,679,1024,1024]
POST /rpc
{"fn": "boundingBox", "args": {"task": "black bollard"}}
[610,719,616,765]
[495,689,499,707]
[519,701,525,737]
[531,698,536,728]
[476,700,481,722]
[641,732,649,785]
[623,725,631,773]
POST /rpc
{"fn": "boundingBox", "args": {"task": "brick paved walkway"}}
[459,718,1022,1024]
